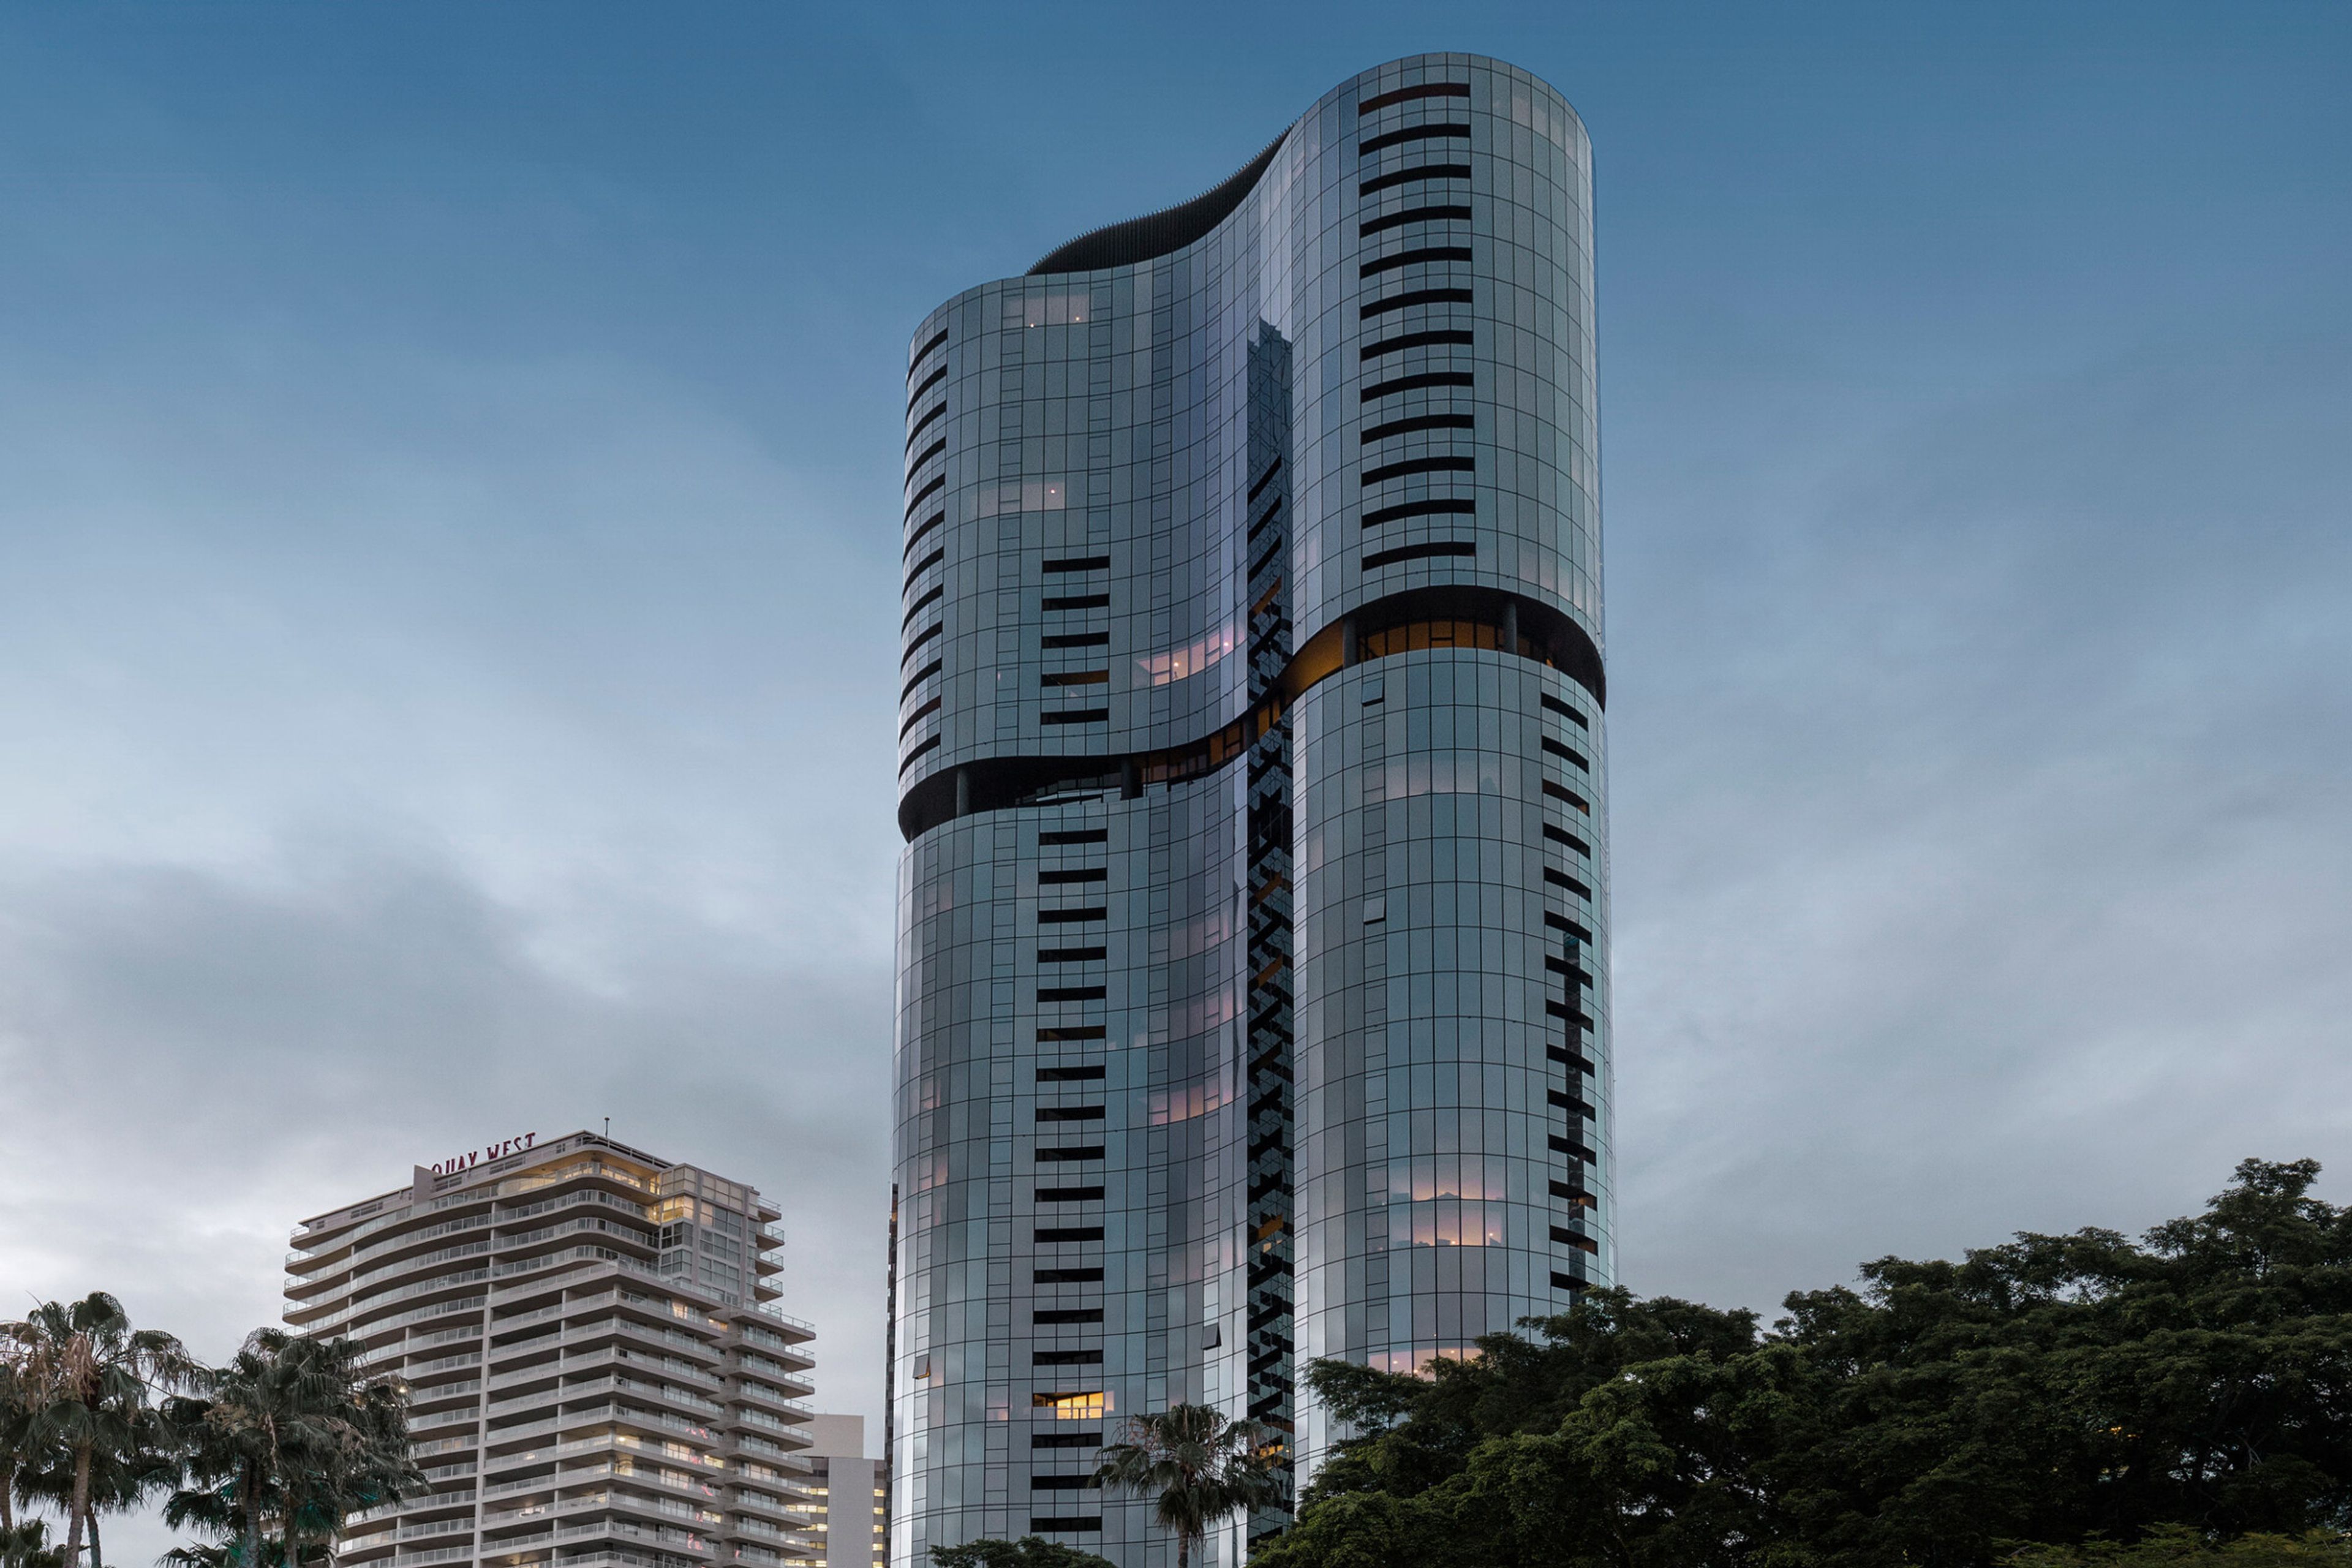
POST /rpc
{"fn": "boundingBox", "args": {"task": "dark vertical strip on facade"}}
[1242,323,1298,1540]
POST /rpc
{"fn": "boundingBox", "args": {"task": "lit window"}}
[1031,1391,1107,1420]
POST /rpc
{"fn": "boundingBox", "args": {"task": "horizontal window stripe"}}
[1359,162,1471,197]
[1363,497,1477,527]
[1360,203,1472,236]
[1360,121,1471,156]
[1360,329,1474,362]
[901,621,942,666]
[1036,907,1107,924]
[1363,412,1475,443]
[902,510,944,559]
[1363,541,1477,570]
[907,328,948,380]
[1359,81,1469,114]
[904,401,946,453]
[905,362,946,411]
[1359,244,1472,278]
[898,659,940,703]
[1361,286,1474,319]
[1039,709,1109,725]
[1363,454,1475,485]
[905,439,946,481]
[902,546,944,592]
[897,735,940,775]
[903,473,945,521]
[1042,594,1110,611]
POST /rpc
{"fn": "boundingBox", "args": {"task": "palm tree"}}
[16,1405,182,1568]
[1091,1404,1284,1568]
[1,1294,197,1568]
[1,1362,33,1532]
[165,1329,418,1568]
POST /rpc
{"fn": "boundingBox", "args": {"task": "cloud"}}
[1609,323,2352,1312]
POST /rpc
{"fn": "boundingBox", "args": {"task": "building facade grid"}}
[892,53,1610,1568]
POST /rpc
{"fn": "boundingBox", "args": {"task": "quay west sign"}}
[428,1132,540,1176]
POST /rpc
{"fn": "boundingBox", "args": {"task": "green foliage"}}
[1,1293,197,1568]
[0,1521,66,1568]
[1262,1159,2352,1568]
[164,1329,418,1568]
[1092,1403,1285,1568]
[928,1536,1117,1568]
[2010,1525,2352,1567]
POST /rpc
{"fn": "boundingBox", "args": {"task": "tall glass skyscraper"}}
[891,54,1609,1567]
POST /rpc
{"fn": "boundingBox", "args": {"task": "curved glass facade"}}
[890,54,1609,1567]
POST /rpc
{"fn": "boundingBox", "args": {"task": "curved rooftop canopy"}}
[1027,131,1290,276]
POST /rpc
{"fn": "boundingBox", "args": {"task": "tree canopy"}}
[1258,1158,2352,1568]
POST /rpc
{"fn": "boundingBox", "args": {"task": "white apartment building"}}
[784,1416,885,1568]
[285,1131,821,1568]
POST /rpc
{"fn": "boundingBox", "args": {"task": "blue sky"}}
[1,0,2348,1529]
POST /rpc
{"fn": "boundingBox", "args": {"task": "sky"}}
[1,0,2349,1550]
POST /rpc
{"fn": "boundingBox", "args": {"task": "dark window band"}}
[1359,81,1469,115]
[899,696,941,739]
[1042,594,1110,612]
[1041,709,1109,725]
[1041,670,1109,687]
[1360,245,1472,278]
[906,437,946,478]
[1038,946,1107,963]
[906,363,946,412]
[1360,162,1471,197]
[1363,454,1475,485]
[904,473,945,522]
[903,547,944,593]
[1364,412,1475,443]
[1043,555,1111,573]
[1360,204,1472,237]
[902,621,943,665]
[902,583,1605,838]
[1360,329,1474,363]
[1364,541,1477,570]
[1360,123,1470,157]
[1039,867,1107,884]
[1028,1517,1102,1534]
[907,328,948,380]
[1361,287,1474,320]
[1039,829,1107,845]
[1247,456,1284,502]
[1041,631,1110,649]
[905,402,947,453]
[1362,371,1476,403]
[902,584,943,630]
[897,735,940,775]
[1363,497,1477,527]
[899,658,941,703]
[903,511,944,560]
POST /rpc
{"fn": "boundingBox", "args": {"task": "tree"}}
[1092,1404,1284,1568]
[0,1521,66,1568]
[1257,1159,2352,1568]
[929,1536,1117,1568]
[164,1330,418,1568]
[1,1294,197,1568]
[2010,1525,2352,1567]
[15,1404,181,1568]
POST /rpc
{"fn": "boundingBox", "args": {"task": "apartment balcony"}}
[489,1348,722,1398]
[552,1521,712,1559]
[391,1547,472,1568]
[395,1519,475,1545]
